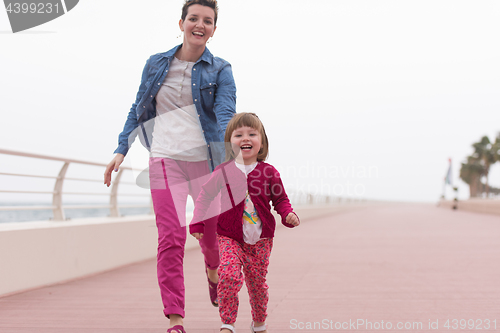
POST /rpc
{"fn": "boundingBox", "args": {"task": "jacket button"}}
[143,106,145,108]
[194,99,197,102]
[193,83,196,86]
[158,83,161,85]
[207,144,210,147]
[193,68,196,71]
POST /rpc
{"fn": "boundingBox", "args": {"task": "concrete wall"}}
[0,203,373,297]
[439,198,500,216]
[0,215,158,297]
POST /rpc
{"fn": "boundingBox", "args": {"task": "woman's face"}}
[179,4,216,48]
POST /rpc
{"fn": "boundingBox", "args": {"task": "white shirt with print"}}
[235,161,262,245]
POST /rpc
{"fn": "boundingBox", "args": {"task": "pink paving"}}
[1,204,500,333]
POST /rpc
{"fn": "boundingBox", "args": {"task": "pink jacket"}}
[189,161,297,243]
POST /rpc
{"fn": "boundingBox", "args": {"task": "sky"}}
[1,0,500,204]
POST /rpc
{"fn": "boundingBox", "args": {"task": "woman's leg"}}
[186,161,220,273]
[217,235,244,326]
[242,238,273,326]
[149,158,189,320]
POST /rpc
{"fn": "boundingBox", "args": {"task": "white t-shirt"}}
[235,161,262,245]
[150,57,207,161]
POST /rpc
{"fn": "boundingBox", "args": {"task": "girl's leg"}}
[150,158,189,320]
[242,238,274,326]
[217,235,244,325]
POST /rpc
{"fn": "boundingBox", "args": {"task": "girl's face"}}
[230,126,262,165]
[179,4,216,48]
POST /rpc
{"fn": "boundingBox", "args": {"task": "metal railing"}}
[0,148,151,221]
[288,190,366,206]
[0,148,369,222]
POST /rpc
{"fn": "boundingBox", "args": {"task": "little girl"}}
[190,112,300,333]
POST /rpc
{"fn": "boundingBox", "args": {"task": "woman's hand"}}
[191,233,204,240]
[104,153,125,187]
[286,212,300,227]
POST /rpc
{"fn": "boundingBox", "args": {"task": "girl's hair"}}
[181,0,218,25]
[224,113,269,162]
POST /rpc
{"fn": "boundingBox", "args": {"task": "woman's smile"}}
[180,4,216,47]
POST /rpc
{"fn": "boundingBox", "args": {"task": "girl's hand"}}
[286,212,300,226]
[104,153,125,187]
[191,233,204,240]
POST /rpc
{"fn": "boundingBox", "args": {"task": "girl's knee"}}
[219,264,242,279]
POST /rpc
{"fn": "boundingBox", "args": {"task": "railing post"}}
[52,162,70,221]
[149,195,154,215]
[109,169,124,217]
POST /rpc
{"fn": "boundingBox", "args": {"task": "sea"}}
[0,203,195,223]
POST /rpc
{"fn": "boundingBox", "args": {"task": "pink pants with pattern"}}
[217,235,273,324]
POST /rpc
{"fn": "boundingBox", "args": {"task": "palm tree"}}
[460,156,484,197]
[471,136,496,197]
[491,133,500,164]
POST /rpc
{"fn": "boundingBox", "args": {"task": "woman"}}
[104,1,236,332]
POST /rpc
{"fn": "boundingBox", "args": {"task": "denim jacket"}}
[114,44,236,171]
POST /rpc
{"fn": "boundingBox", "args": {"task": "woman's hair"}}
[224,113,269,162]
[181,0,218,25]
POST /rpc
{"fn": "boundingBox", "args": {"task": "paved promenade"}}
[1,204,499,333]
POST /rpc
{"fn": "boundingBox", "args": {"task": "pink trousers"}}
[217,235,273,324]
[149,158,220,318]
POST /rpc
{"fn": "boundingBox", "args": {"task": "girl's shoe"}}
[206,268,218,307]
[167,325,186,333]
[250,322,267,332]
[221,323,236,332]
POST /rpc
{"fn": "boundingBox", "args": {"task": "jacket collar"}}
[159,44,213,65]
